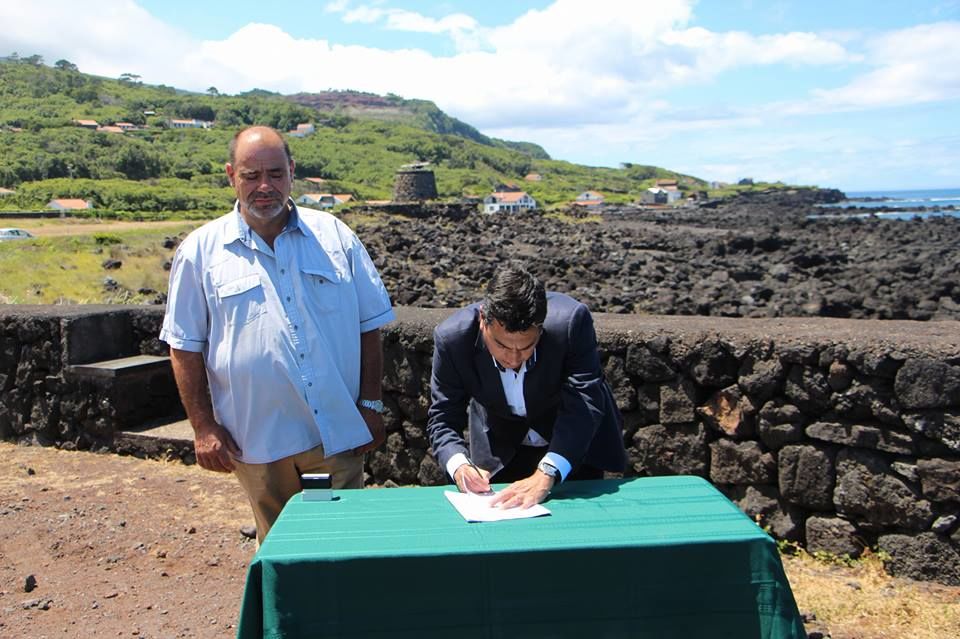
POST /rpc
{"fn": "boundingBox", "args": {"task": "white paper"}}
[444,490,551,523]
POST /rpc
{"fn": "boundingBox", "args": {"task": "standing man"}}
[428,266,627,509]
[160,126,394,543]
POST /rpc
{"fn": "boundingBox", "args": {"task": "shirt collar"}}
[224,199,304,246]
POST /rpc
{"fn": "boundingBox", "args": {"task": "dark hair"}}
[228,126,293,165]
[481,266,547,332]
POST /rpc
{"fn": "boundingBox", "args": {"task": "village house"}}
[169,119,213,129]
[524,173,543,182]
[641,187,669,205]
[96,125,125,134]
[303,177,326,186]
[0,187,15,197]
[289,123,316,138]
[73,119,99,129]
[573,190,605,206]
[47,198,92,211]
[483,190,537,214]
[654,179,683,202]
[296,193,336,208]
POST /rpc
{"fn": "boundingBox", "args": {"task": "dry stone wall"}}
[2,304,959,584]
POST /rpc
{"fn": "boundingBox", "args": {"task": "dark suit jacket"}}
[427,292,627,478]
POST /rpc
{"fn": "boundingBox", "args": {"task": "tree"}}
[207,86,220,96]
[23,54,44,66]
[55,59,79,72]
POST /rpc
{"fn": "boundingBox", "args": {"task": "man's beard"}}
[245,194,287,221]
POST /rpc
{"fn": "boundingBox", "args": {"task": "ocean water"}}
[819,187,960,220]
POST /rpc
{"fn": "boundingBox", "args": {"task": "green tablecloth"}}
[237,475,805,638]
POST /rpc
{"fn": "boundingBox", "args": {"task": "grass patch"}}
[0,223,198,303]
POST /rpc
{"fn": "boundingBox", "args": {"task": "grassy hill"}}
[0,55,715,216]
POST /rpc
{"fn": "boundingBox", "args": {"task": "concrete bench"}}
[67,354,171,380]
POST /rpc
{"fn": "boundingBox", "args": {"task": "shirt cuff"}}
[446,452,471,480]
[159,329,205,352]
[359,307,396,333]
[542,452,572,482]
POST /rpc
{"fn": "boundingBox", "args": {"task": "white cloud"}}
[0,0,198,82]
[2,1,958,188]
[327,1,482,51]
[810,22,960,110]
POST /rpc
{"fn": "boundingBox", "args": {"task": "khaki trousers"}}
[233,443,364,544]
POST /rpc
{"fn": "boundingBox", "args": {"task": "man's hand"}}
[454,464,492,494]
[353,408,386,455]
[490,471,554,509]
[193,422,241,473]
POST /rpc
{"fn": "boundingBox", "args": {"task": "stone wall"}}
[2,304,959,583]
[0,305,178,450]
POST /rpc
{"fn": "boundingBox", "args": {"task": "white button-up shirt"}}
[160,202,395,463]
[446,352,573,482]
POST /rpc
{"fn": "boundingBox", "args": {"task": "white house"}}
[576,190,604,202]
[0,187,15,197]
[297,193,336,208]
[483,191,537,214]
[573,191,605,207]
[169,119,213,129]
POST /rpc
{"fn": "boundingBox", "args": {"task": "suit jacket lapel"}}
[473,346,511,415]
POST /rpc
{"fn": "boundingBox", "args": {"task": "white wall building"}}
[483,191,537,214]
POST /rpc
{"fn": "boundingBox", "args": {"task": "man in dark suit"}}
[427,266,627,508]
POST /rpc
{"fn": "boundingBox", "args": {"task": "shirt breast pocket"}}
[216,274,266,325]
[302,268,343,313]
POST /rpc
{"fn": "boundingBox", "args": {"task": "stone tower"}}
[392,162,438,202]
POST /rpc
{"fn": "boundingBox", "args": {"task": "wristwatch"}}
[537,460,560,482]
[357,398,386,414]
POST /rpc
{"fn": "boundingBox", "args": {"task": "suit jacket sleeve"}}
[427,328,470,471]
[549,303,610,464]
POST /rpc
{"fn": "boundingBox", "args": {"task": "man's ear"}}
[225,162,235,186]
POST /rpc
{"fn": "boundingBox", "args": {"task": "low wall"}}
[2,304,959,584]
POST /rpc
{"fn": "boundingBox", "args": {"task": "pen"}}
[467,459,484,478]
[465,459,493,495]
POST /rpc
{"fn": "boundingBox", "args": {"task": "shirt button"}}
[300,353,305,359]
[314,409,318,415]
[308,382,313,387]
[286,296,291,302]
[280,269,285,274]
[294,325,299,330]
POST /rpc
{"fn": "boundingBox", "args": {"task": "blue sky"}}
[2,0,959,191]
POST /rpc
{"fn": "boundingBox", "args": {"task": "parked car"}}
[0,228,36,241]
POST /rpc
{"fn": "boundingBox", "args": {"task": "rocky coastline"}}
[347,188,959,322]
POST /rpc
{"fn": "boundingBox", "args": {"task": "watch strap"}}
[358,398,385,414]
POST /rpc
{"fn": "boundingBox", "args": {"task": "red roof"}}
[490,191,530,203]
[49,198,90,209]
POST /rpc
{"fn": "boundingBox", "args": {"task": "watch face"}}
[539,462,558,478]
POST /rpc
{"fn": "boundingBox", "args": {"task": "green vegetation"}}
[0,56,794,215]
